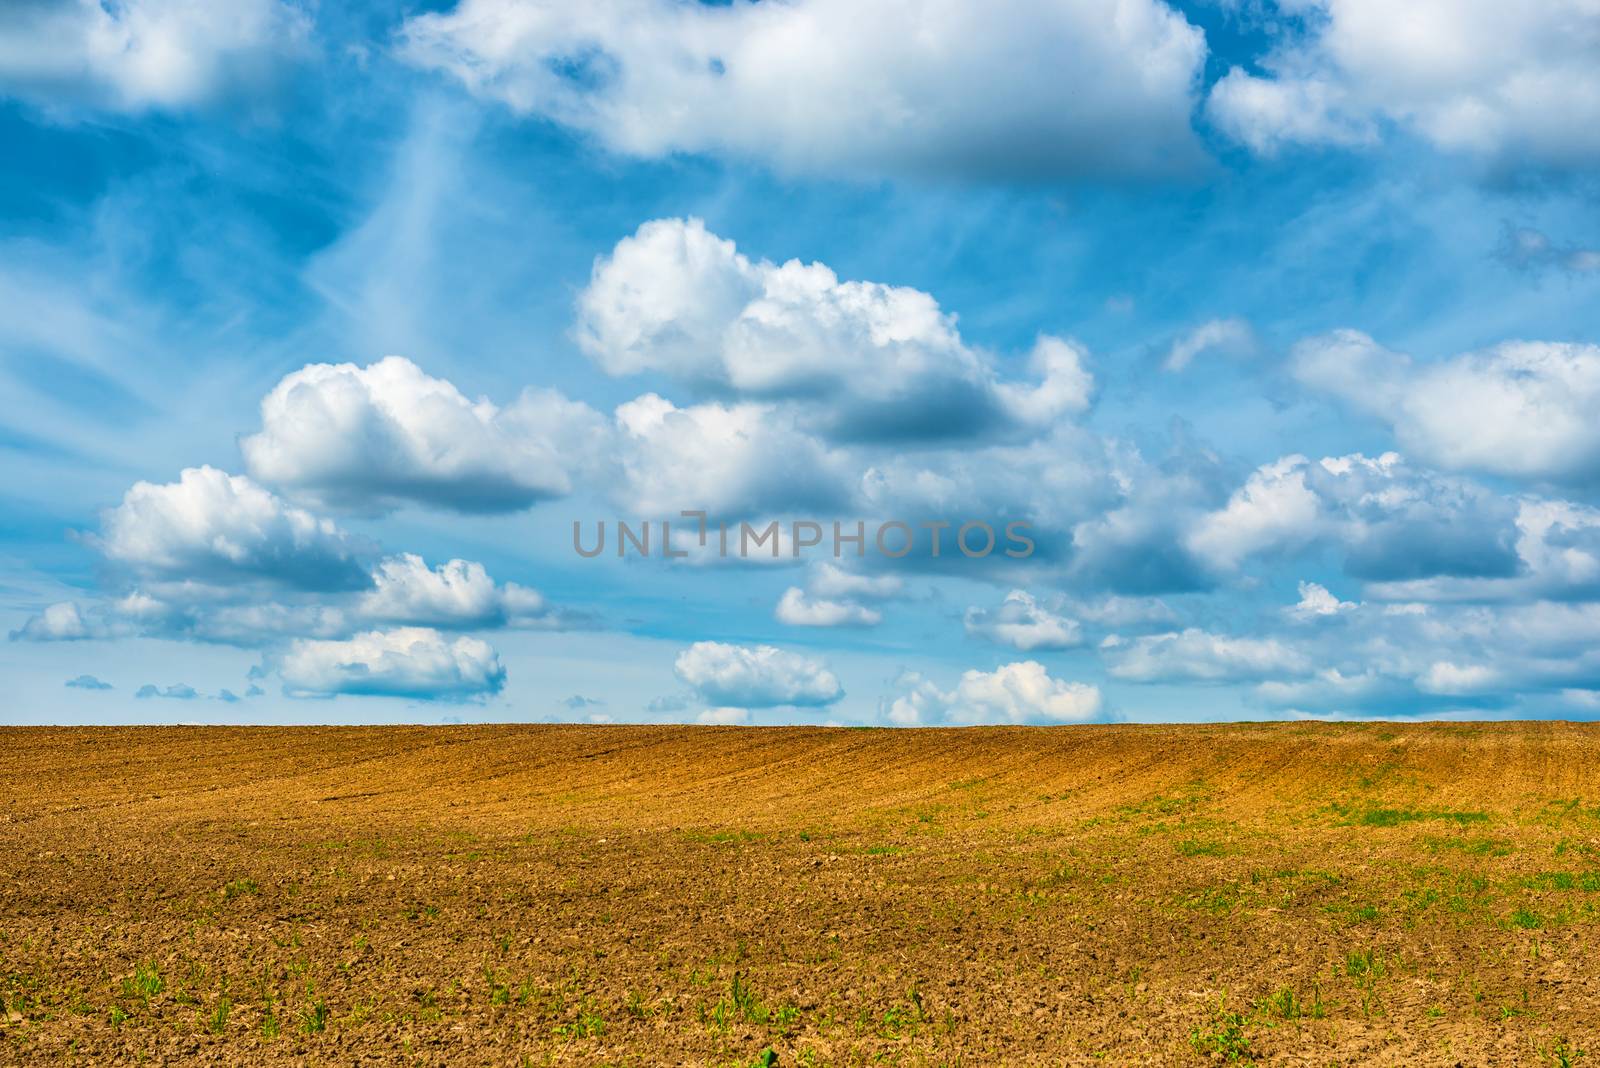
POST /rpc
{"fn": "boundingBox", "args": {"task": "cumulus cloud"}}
[1186,450,1522,582]
[1206,0,1600,171]
[1416,660,1500,696]
[860,424,1118,568]
[1294,332,1600,487]
[1072,595,1178,627]
[612,393,847,517]
[808,562,904,602]
[1290,581,1358,619]
[1360,498,1600,604]
[13,595,184,644]
[697,707,750,726]
[136,682,198,700]
[964,590,1083,651]
[775,588,881,628]
[578,219,1094,442]
[115,597,352,647]
[1163,317,1256,372]
[1103,627,1311,683]
[1206,69,1371,154]
[887,661,1101,725]
[359,554,568,630]
[673,641,842,708]
[1228,596,1595,715]
[0,0,310,112]
[399,0,1207,181]
[1186,455,1322,572]
[774,562,906,628]
[94,466,370,593]
[65,673,112,690]
[1100,543,1600,717]
[1253,667,1396,713]
[1064,437,1228,594]
[1069,504,1214,594]
[242,357,605,515]
[276,627,507,700]
[10,602,94,641]
[13,550,578,651]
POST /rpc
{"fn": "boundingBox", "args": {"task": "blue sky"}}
[3,0,1600,725]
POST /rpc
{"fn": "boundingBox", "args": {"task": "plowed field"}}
[3,723,1599,1065]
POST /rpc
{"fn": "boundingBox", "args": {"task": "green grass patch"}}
[221,878,260,900]
[1424,834,1512,856]
[1257,984,1327,1020]
[1176,838,1228,858]
[120,963,163,1009]
[680,829,766,846]
[1330,802,1490,828]
[1520,871,1600,892]
[1189,1002,1252,1063]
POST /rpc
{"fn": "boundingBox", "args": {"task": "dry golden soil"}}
[2,723,1599,1065]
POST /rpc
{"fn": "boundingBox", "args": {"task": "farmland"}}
[2,723,1598,1065]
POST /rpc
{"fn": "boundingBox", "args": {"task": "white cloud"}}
[164,601,351,645]
[578,219,1093,441]
[612,393,847,517]
[1186,450,1522,583]
[1294,332,1600,486]
[1104,627,1311,683]
[1255,668,1386,710]
[775,587,881,628]
[399,0,1207,181]
[1506,500,1600,596]
[1072,595,1178,627]
[1361,497,1600,604]
[1207,69,1371,155]
[808,562,904,602]
[1417,660,1500,696]
[774,562,906,628]
[887,661,1101,725]
[276,627,506,699]
[242,356,605,515]
[1163,317,1256,372]
[673,641,842,708]
[1290,580,1358,619]
[13,541,577,650]
[862,424,1117,552]
[1206,0,1600,170]
[11,593,350,647]
[1065,454,1220,595]
[0,0,310,111]
[1186,455,1323,571]
[95,465,370,592]
[10,602,94,641]
[991,337,1098,428]
[697,707,750,726]
[359,554,565,629]
[964,590,1083,651]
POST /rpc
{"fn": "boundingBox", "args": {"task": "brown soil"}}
[2,722,1599,1065]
